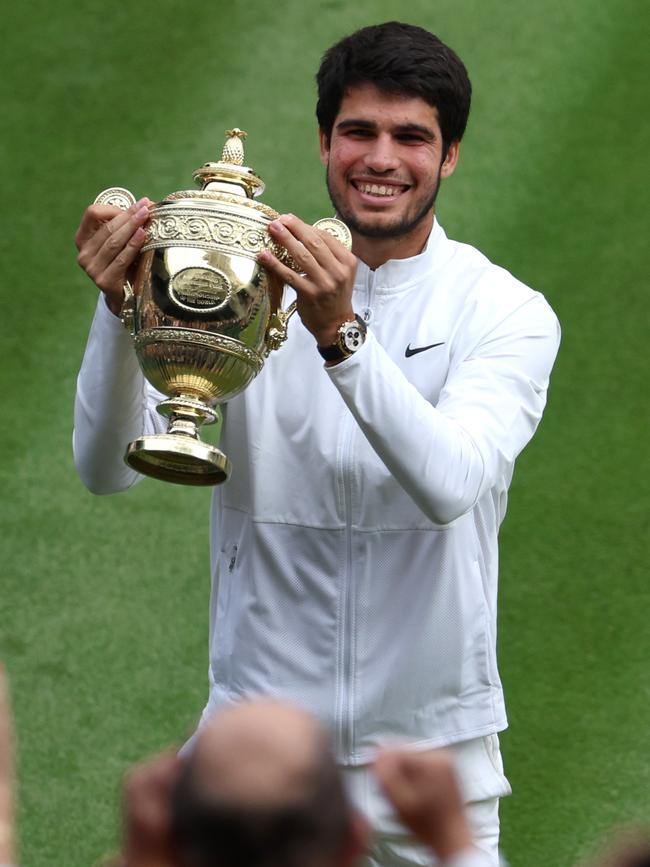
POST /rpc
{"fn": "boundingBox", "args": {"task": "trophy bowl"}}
[95,129,350,486]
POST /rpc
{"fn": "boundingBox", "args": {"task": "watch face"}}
[342,322,365,352]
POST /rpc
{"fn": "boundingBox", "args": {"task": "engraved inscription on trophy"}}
[169,267,232,314]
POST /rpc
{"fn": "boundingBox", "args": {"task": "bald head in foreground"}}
[170,700,366,867]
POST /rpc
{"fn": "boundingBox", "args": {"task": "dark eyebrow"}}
[335,118,436,140]
[335,118,376,132]
[394,123,436,140]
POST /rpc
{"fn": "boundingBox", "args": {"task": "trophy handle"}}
[265,300,297,353]
[120,281,136,335]
[94,186,136,210]
[264,217,351,354]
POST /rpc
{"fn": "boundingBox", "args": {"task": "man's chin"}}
[343,213,428,240]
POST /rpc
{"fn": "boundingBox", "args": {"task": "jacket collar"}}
[353,218,451,293]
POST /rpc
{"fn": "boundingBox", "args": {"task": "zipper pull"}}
[361,306,373,324]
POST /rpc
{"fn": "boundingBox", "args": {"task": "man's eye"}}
[398,134,425,144]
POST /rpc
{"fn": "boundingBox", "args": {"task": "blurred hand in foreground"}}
[374,749,473,861]
[122,750,183,867]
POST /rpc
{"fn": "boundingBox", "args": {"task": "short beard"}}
[325,166,441,239]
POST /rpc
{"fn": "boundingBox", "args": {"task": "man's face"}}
[319,83,459,242]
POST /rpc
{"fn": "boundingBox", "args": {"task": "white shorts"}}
[341,734,512,867]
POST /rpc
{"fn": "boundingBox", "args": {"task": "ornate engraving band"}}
[164,190,279,221]
[134,328,265,374]
[142,205,273,258]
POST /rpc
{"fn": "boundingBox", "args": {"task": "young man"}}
[74,22,560,866]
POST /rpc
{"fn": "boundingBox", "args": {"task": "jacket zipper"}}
[336,270,377,759]
[361,267,377,324]
[340,413,356,759]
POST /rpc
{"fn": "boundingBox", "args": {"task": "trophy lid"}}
[192,128,266,199]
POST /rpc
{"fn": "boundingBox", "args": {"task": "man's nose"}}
[364,134,400,173]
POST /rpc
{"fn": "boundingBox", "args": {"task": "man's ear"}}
[440,140,460,178]
[319,128,331,167]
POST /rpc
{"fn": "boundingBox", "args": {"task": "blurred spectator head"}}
[594,833,650,867]
[171,699,366,867]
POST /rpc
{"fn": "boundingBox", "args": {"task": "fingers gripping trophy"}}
[94,129,351,487]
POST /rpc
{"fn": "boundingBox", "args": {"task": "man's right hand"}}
[75,197,152,316]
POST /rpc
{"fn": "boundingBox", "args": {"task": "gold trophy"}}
[95,129,350,487]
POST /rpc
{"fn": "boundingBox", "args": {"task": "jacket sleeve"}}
[72,295,166,494]
[326,294,560,526]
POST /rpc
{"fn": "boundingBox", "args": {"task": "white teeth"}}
[357,183,402,197]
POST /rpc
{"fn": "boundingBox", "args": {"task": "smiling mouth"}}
[352,181,409,198]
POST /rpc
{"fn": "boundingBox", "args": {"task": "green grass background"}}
[1,1,648,865]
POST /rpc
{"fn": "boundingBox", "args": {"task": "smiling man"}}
[73,21,560,867]
[320,84,458,260]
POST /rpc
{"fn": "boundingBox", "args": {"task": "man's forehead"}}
[334,83,440,130]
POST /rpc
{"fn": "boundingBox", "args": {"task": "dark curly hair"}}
[316,21,471,157]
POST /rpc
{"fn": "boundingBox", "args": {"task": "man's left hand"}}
[257,214,358,347]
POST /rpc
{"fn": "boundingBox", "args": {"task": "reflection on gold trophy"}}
[95,129,351,487]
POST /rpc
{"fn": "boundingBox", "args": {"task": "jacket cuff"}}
[96,291,125,327]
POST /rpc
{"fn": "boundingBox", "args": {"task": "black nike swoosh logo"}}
[405,341,445,358]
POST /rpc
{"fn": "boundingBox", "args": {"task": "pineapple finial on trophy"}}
[192,127,264,198]
[222,128,247,165]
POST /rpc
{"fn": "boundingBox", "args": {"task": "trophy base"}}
[125,435,231,486]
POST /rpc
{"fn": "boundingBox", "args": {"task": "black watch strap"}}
[317,342,348,362]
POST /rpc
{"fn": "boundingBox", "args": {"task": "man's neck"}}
[350,212,435,271]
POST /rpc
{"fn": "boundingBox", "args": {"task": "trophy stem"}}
[124,394,231,486]
[168,415,201,438]
[158,393,219,428]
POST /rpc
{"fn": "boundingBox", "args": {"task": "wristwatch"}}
[317,314,368,362]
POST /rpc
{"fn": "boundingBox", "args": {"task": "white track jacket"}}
[74,220,560,765]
